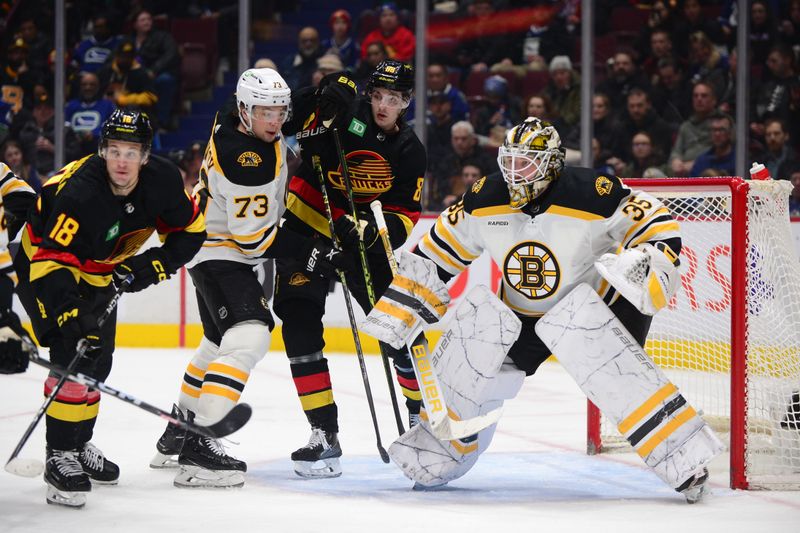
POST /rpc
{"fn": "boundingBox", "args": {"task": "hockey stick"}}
[369,201,504,441]
[5,275,132,477]
[313,155,389,463]
[332,127,405,436]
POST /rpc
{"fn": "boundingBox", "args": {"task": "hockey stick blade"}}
[203,403,253,438]
[4,457,44,477]
[430,407,504,441]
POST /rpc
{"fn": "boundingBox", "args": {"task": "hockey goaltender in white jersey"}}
[361,117,724,503]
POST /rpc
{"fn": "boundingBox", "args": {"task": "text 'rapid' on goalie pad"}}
[534,283,725,490]
[388,285,524,487]
[359,251,451,349]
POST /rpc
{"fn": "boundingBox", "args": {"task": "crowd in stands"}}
[2,0,800,215]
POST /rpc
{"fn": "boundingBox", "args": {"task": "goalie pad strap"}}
[383,287,440,324]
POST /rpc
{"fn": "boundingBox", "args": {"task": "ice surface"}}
[1,348,799,532]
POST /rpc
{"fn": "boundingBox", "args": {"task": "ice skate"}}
[408,413,421,429]
[150,404,187,469]
[677,468,709,504]
[44,448,91,508]
[174,425,246,488]
[78,442,119,485]
[291,428,342,479]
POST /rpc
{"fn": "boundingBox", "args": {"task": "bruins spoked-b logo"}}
[503,241,560,300]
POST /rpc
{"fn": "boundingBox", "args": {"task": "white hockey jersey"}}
[417,168,681,317]
[188,111,289,267]
[0,162,35,283]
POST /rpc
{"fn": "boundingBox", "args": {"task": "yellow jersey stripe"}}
[546,205,604,220]
[287,192,331,237]
[421,232,463,272]
[30,260,80,284]
[621,207,671,247]
[435,218,479,261]
[207,362,249,382]
[200,383,242,402]
[629,221,681,249]
[471,205,517,217]
[180,383,201,398]
[186,363,206,380]
[386,211,414,238]
[636,406,697,458]
[299,390,335,411]
[46,401,88,423]
[618,382,677,434]
[399,386,422,401]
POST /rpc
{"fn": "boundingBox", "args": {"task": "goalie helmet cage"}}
[586,177,800,490]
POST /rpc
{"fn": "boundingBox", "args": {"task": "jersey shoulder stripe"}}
[462,172,511,215]
[546,167,629,219]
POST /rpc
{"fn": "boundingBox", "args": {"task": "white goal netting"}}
[596,179,800,490]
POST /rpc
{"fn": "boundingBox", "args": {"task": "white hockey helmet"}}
[497,117,565,208]
[236,68,292,134]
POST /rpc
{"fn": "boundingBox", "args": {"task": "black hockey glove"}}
[114,248,171,293]
[303,239,350,279]
[334,214,380,251]
[56,306,102,358]
[0,309,33,374]
[318,72,357,122]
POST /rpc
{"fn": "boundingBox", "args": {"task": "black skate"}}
[409,413,421,429]
[291,428,342,479]
[78,442,119,485]
[677,468,709,504]
[174,417,246,488]
[44,448,91,508]
[150,404,187,469]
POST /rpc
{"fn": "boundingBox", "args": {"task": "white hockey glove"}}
[594,242,680,316]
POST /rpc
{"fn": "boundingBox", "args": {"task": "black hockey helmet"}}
[99,109,153,154]
[367,60,414,96]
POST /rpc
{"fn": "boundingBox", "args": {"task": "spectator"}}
[618,88,674,161]
[406,62,469,123]
[651,57,692,127]
[750,0,779,65]
[428,120,496,210]
[641,29,677,83]
[454,0,508,75]
[670,81,718,176]
[751,44,798,138]
[179,140,205,194]
[97,40,157,119]
[542,56,580,135]
[672,0,724,57]
[755,117,798,179]
[72,14,122,74]
[596,51,650,113]
[17,18,52,73]
[322,9,359,69]
[442,162,483,208]
[489,5,573,73]
[787,165,800,216]
[778,0,800,51]
[16,84,81,176]
[1,138,40,192]
[131,9,179,129]
[687,31,728,98]
[719,48,738,116]
[311,54,344,88]
[592,137,618,177]
[0,38,36,114]
[65,72,116,156]
[690,113,736,176]
[620,131,669,179]
[424,91,456,167]
[592,93,623,159]
[354,41,387,88]
[282,26,323,90]
[360,3,415,63]
[470,75,521,137]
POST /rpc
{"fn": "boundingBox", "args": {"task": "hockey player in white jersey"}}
[367,117,723,502]
[0,162,36,375]
[151,68,350,488]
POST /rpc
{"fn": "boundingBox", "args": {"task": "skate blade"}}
[293,457,342,479]
[173,465,245,488]
[88,476,119,486]
[46,486,88,508]
[149,452,180,469]
[682,483,708,504]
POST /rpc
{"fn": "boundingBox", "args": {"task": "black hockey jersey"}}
[282,87,426,249]
[20,153,205,318]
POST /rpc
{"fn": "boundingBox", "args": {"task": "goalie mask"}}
[498,117,565,208]
[236,68,291,135]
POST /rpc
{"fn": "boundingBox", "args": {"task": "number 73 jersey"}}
[417,168,681,317]
[189,110,289,267]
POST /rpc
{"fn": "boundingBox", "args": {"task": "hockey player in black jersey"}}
[277,60,427,477]
[150,68,349,488]
[13,109,206,507]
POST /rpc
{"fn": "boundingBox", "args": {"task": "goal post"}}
[587,177,800,490]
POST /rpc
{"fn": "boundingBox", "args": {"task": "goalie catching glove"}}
[114,248,172,293]
[594,242,680,316]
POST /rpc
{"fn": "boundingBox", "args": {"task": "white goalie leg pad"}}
[535,283,725,491]
[195,320,270,426]
[178,336,219,413]
[360,251,451,350]
[390,362,524,488]
[595,242,680,316]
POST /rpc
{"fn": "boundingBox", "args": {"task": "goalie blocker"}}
[535,283,725,502]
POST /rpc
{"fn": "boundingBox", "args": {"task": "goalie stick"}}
[369,201,503,441]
